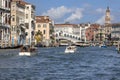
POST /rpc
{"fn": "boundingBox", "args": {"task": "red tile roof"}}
[36,16,52,23]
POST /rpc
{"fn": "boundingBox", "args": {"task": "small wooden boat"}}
[65,46,77,53]
[19,45,37,56]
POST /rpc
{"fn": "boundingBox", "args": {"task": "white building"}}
[111,23,120,41]
[25,3,35,45]
[79,23,90,42]
[0,0,11,48]
[11,0,25,46]
[54,24,78,35]
[54,24,81,42]
[54,23,91,42]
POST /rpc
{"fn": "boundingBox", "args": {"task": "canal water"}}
[0,46,120,80]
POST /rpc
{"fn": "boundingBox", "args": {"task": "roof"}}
[54,24,78,27]
[35,16,52,23]
[112,23,120,26]
[11,0,35,8]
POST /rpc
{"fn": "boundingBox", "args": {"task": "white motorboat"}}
[65,46,77,53]
[19,45,37,56]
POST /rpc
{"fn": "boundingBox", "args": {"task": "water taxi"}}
[65,46,77,53]
[19,45,37,56]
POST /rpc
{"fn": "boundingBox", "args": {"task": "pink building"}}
[86,24,100,41]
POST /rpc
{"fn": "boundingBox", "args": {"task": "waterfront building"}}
[10,0,36,46]
[54,24,78,35]
[54,23,79,45]
[10,0,26,46]
[24,3,35,45]
[0,0,11,48]
[54,23,91,43]
[79,23,91,42]
[111,23,120,42]
[85,24,100,42]
[94,25,106,42]
[105,6,111,41]
[35,16,54,46]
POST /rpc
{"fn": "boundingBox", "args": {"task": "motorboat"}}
[65,46,77,53]
[99,44,107,48]
[19,45,37,56]
[116,42,120,53]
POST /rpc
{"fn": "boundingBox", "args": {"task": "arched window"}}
[56,34,58,37]
[5,14,7,24]
[5,0,7,8]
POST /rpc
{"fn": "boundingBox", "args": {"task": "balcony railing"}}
[0,6,10,11]
[0,23,10,28]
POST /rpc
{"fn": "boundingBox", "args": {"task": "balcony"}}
[0,6,10,12]
[0,23,10,29]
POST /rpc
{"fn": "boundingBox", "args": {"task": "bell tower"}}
[105,6,111,24]
[105,6,111,41]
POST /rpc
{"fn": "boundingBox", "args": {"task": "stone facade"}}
[35,16,54,46]
[10,0,26,46]
[111,24,120,41]
[25,3,35,45]
[0,0,11,48]
[85,24,100,42]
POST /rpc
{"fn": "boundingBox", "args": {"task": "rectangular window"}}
[12,17,15,21]
[8,17,10,24]
[26,6,29,9]
[5,1,7,8]
[9,1,11,8]
[25,23,29,29]
[0,12,2,16]
[38,24,41,27]
[43,24,46,28]
[26,14,28,19]
[43,30,46,34]
[5,16,7,24]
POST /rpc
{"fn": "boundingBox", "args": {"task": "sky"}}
[25,0,120,24]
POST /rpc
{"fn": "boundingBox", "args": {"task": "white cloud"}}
[65,8,84,23]
[83,3,91,8]
[42,6,84,23]
[96,8,105,13]
[111,15,114,21]
[96,15,105,24]
[42,6,71,20]
[96,15,114,24]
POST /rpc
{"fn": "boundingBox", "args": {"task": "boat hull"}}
[65,46,77,53]
[19,52,36,56]
[65,50,76,53]
[99,45,107,48]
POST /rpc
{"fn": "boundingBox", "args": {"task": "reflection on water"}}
[0,46,120,80]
